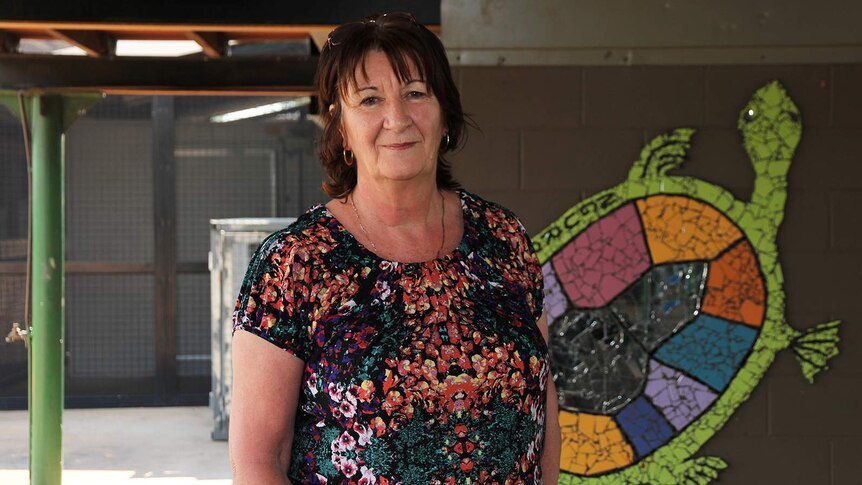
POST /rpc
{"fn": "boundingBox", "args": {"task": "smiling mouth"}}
[384,142,417,150]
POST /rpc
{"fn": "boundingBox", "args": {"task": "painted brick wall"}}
[449,64,862,484]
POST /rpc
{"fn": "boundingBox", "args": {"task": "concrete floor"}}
[0,406,231,484]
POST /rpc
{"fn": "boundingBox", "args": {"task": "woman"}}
[230,12,560,484]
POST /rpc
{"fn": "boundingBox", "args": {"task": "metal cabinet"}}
[209,218,295,440]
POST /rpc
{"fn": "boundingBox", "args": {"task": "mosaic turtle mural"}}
[534,81,841,484]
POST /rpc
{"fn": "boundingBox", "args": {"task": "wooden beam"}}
[0,22,440,43]
[0,22,336,37]
[0,1,441,27]
[0,54,317,92]
[187,31,227,58]
[0,262,155,274]
[308,29,329,54]
[46,88,314,96]
[48,29,114,57]
[152,95,178,403]
[0,262,26,274]
[0,261,207,275]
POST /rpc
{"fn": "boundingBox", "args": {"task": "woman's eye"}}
[360,97,380,106]
[407,91,427,99]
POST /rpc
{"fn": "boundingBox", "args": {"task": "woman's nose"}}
[384,99,412,131]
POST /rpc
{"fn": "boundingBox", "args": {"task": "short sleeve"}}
[232,231,312,361]
[515,218,546,324]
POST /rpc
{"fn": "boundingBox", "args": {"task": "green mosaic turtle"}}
[534,80,841,484]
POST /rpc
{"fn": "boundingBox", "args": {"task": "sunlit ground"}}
[0,470,231,485]
[0,407,232,485]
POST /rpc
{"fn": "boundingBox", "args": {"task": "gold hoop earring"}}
[442,134,450,150]
[343,149,354,166]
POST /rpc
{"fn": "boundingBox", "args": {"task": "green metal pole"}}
[0,91,99,485]
[29,94,64,485]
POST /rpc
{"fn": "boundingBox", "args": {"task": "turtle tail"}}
[791,320,841,384]
[627,127,696,181]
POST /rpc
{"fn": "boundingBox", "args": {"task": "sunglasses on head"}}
[325,12,419,48]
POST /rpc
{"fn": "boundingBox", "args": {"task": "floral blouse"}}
[233,190,548,484]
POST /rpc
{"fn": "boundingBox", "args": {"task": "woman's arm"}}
[230,330,306,485]
[538,313,561,484]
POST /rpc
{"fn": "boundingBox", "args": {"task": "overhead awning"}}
[0,0,441,95]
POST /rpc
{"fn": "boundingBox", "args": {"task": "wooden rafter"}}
[0,2,441,92]
[186,31,228,58]
[48,29,114,57]
[308,30,329,54]
[0,1,440,29]
[1,21,340,41]
[0,54,317,94]
[0,21,439,42]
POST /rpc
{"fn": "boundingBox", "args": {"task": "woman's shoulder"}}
[458,189,528,234]
[252,204,339,264]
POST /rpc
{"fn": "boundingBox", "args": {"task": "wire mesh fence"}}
[0,94,324,407]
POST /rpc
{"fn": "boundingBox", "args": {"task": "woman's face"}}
[339,50,445,188]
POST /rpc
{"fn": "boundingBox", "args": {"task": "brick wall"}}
[450,64,862,484]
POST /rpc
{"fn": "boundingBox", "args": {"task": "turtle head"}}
[738,81,802,172]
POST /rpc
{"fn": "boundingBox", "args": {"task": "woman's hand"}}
[230,330,305,485]
[538,313,562,484]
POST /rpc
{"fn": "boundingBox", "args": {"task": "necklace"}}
[350,191,446,259]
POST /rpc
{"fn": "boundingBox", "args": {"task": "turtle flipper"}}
[627,127,696,181]
[673,456,728,485]
[791,320,841,383]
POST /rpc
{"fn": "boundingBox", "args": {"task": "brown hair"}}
[314,12,466,198]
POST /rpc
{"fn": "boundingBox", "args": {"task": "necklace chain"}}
[350,195,379,252]
[350,192,446,259]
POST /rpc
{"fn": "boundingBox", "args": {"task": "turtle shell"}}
[543,194,766,476]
